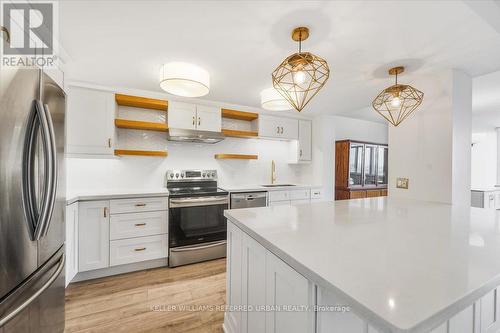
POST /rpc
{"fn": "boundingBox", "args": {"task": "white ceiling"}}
[59,0,500,121]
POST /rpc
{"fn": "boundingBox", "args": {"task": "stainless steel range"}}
[166,170,229,267]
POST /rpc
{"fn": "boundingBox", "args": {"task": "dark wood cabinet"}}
[335,140,388,201]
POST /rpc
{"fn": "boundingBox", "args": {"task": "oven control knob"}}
[169,173,174,178]
[211,172,215,177]
[202,173,206,177]
[181,174,184,178]
[175,173,179,178]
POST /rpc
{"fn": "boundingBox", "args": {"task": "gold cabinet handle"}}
[134,223,146,227]
[1,26,10,44]
[108,138,112,148]
[198,117,201,126]
[299,149,303,157]
[134,247,146,252]
[135,203,146,207]
[192,116,195,126]
[276,126,280,134]
[103,207,107,218]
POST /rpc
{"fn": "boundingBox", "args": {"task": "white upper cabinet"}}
[298,120,312,161]
[259,115,298,140]
[168,102,221,132]
[67,87,115,155]
[167,101,197,130]
[196,105,221,132]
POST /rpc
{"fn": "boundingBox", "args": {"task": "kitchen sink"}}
[261,184,296,187]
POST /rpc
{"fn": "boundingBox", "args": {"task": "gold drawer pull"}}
[134,247,146,252]
[134,223,146,227]
[135,203,146,207]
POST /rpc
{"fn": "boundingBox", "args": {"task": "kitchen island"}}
[223,197,500,333]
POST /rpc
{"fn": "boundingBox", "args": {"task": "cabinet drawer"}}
[366,190,381,198]
[311,188,322,199]
[349,191,367,199]
[269,190,290,202]
[110,234,168,266]
[110,197,168,214]
[110,211,167,240]
[290,189,311,200]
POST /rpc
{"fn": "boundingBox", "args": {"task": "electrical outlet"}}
[396,177,409,189]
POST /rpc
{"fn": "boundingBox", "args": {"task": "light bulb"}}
[293,70,306,84]
[391,96,401,107]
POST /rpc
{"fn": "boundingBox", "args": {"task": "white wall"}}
[388,69,472,205]
[305,115,388,201]
[471,131,497,188]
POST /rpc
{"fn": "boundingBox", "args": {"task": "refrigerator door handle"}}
[39,103,58,238]
[22,100,55,240]
[0,254,65,327]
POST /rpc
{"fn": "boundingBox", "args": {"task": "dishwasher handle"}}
[232,192,267,200]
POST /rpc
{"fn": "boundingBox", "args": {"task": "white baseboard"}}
[70,258,168,283]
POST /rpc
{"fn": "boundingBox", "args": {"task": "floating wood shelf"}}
[114,149,168,157]
[221,108,259,121]
[115,119,168,132]
[115,94,168,111]
[214,154,258,160]
[222,129,258,138]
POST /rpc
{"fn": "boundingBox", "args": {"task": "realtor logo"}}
[2,2,53,55]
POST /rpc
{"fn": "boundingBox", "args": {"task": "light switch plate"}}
[396,177,409,189]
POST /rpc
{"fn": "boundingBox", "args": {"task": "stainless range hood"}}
[167,128,225,144]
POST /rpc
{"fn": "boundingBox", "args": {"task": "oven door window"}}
[169,203,227,247]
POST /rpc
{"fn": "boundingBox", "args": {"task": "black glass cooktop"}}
[167,187,228,198]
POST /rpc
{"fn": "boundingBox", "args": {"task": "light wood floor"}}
[65,259,226,333]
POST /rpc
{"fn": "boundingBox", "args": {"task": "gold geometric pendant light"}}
[272,27,330,112]
[372,66,424,126]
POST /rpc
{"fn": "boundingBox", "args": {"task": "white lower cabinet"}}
[110,234,167,266]
[226,221,314,333]
[226,222,244,333]
[241,234,267,333]
[78,201,110,272]
[265,251,315,333]
[65,202,79,286]
[74,196,169,280]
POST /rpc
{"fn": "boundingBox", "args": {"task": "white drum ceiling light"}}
[260,87,293,111]
[159,62,210,97]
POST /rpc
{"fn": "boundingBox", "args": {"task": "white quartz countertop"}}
[224,197,500,332]
[471,187,500,192]
[66,188,169,205]
[219,184,321,192]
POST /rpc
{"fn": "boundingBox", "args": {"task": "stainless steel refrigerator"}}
[0,67,65,332]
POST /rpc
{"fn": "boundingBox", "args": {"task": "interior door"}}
[0,67,39,300]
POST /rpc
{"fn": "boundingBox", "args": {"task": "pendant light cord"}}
[395,72,398,85]
[298,31,302,53]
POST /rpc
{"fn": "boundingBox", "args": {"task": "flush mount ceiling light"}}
[159,62,210,97]
[372,66,424,126]
[272,27,330,112]
[260,87,293,111]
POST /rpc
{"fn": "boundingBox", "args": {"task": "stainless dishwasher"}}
[230,191,268,209]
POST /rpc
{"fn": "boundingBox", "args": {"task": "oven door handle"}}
[169,196,228,208]
[170,240,227,252]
